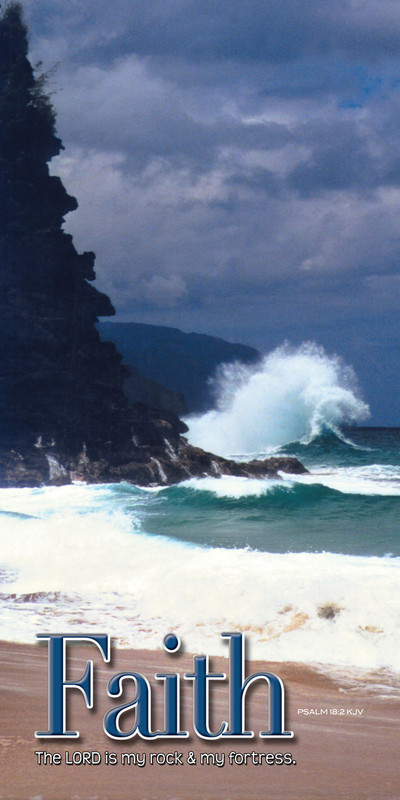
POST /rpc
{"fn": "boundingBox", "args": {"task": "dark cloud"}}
[23,0,400,66]
[17,0,400,422]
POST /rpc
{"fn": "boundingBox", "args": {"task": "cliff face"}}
[0,4,307,488]
[0,4,132,458]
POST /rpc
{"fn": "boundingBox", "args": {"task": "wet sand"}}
[0,641,399,799]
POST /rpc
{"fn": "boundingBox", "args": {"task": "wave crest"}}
[185,342,369,456]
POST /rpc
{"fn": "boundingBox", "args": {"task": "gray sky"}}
[21,0,400,423]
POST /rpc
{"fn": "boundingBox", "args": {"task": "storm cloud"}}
[20,0,400,422]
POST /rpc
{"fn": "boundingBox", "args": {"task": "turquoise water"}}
[282,427,400,468]
[134,428,400,557]
[0,426,399,673]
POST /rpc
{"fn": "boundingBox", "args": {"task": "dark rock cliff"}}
[0,4,307,488]
[0,4,132,459]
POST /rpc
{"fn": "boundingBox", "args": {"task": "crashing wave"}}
[186,342,369,456]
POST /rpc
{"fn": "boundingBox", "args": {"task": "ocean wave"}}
[0,485,398,674]
[164,463,400,500]
[292,465,400,497]
[185,342,369,456]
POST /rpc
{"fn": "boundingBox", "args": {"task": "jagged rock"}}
[0,406,308,488]
[0,6,308,490]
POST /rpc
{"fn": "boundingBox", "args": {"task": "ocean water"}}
[0,345,399,688]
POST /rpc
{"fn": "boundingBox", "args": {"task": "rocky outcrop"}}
[0,402,308,488]
[0,6,308,490]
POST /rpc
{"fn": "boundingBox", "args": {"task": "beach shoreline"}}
[1,640,399,800]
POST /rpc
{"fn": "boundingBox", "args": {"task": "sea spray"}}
[185,342,370,456]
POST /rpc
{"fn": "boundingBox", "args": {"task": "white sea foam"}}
[185,342,369,456]
[178,464,400,499]
[290,464,400,497]
[181,475,292,497]
[0,485,398,674]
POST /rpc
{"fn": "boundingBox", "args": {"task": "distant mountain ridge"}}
[98,322,261,413]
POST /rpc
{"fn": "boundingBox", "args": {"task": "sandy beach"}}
[0,640,399,800]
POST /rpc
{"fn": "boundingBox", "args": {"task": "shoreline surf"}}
[0,432,399,677]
